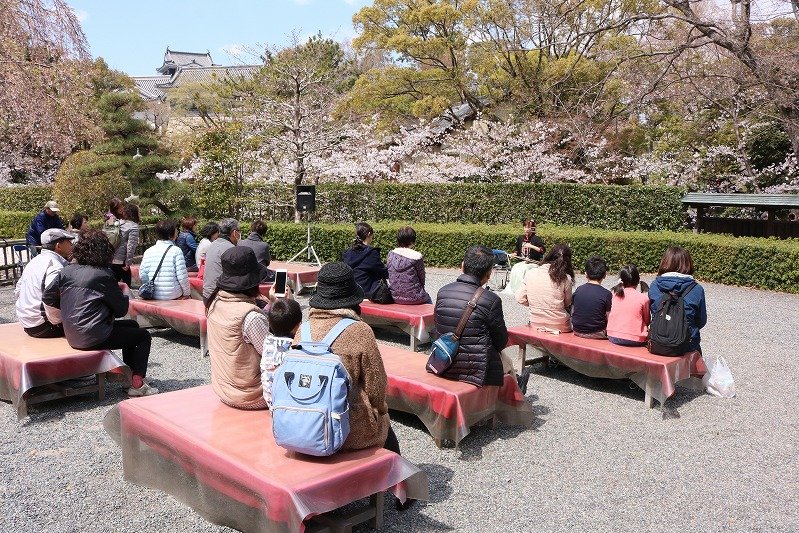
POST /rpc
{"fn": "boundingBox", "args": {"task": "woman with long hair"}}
[648,246,707,354]
[342,222,388,299]
[515,243,575,332]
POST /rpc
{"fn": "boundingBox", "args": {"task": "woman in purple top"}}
[386,226,432,304]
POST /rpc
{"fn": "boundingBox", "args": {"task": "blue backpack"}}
[271,319,354,456]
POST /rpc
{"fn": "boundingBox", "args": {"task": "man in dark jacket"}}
[237,219,274,281]
[26,200,65,257]
[434,245,508,387]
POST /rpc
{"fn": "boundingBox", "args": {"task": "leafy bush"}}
[0,186,53,212]
[52,150,131,219]
[243,183,686,231]
[0,210,35,239]
[264,222,799,293]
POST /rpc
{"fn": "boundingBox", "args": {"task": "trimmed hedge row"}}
[263,222,799,293]
[0,185,53,212]
[0,211,34,240]
[245,183,687,231]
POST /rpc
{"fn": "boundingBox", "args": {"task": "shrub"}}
[0,210,35,239]
[0,185,53,212]
[264,222,799,293]
[52,150,131,220]
[242,183,686,231]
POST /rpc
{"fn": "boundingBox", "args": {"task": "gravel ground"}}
[0,267,797,532]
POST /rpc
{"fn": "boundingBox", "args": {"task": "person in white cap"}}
[25,200,65,257]
[15,228,75,338]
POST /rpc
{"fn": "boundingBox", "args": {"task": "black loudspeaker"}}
[296,185,316,212]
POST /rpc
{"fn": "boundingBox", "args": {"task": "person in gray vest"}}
[202,218,241,305]
[15,229,76,338]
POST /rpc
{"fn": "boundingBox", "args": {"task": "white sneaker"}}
[127,382,160,397]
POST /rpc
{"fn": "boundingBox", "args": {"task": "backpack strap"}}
[680,282,697,298]
[320,318,356,348]
[299,318,356,350]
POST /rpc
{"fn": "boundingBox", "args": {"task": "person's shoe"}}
[127,382,160,397]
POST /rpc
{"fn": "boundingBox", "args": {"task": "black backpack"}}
[647,282,697,356]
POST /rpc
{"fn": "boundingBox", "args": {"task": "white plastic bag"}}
[702,354,736,398]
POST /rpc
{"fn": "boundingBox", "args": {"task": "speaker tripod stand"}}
[288,213,322,266]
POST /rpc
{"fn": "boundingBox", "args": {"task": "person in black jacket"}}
[433,245,508,387]
[42,229,158,397]
[342,222,388,298]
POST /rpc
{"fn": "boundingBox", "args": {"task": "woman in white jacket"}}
[139,219,190,300]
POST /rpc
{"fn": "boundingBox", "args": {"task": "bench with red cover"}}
[506,325,706,408]
[360,301,435,351]
[188,277,272,301]
[0,323,129,419]
[130,264,197,289]
[127,298,208,357]
[103,385,428,533]
[378,343,533,447]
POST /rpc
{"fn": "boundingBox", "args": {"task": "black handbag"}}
[138,245,173,300]
[369,279,394,304]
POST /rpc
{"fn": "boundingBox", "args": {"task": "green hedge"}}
[0,210,34,239]
[0,185,53,212]
[264,222,799,293]
[244,183,687,231]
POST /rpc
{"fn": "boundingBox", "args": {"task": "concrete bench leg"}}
[97,372,106,400]
[409,335,418,352]
[644,378,655,409]
[200,333,208,357]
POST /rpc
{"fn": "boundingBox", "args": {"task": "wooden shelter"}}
[682,193,799,238]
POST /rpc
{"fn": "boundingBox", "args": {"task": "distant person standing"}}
[111,203,140,287]
[26,201,65,257]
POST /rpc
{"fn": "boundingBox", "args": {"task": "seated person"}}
[139,219,190,300]
[69,212,89,235]
[571,256,612,339]
[503,219,545,296]
[387,226,432,304]
[15,229,75,338]
[515,244,575,332]
[342,222,388,299]
[175,216,199,272]
[202,218,240,304]
[607,264,651,347]
[26,200,65,257]
[434,245,508,387]
[238,219,274,282]
[302,262,399,454]
[513,219,545,261]
[42,229,158,396]
[194,221,219,270]
[260,298,303,408]
[206,247,284,410]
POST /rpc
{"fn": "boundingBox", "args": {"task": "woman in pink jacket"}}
[515,244,574,332]
[606,265,651,346]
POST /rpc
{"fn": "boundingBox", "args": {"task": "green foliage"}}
[746,122,793,171]
[263,221,799,293]
[0,210,34,239]
[193,123,257,219]
[0,185,53,212]
[52,150,131,219]
[242,182,686,231]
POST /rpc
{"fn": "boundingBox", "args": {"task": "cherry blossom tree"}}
[0,0,97,180]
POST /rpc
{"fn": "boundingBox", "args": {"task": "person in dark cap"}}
[206,246,289,410]
[300,261,399,454]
